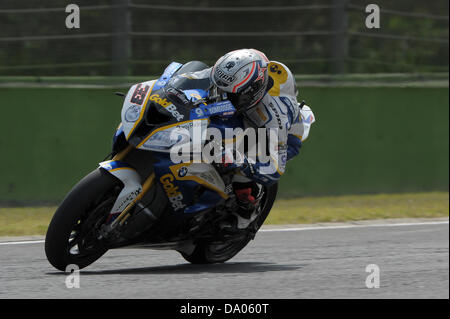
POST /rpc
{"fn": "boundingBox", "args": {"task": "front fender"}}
[99,160,142,217]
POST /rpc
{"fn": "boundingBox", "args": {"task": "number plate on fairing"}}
[190,100,236,119]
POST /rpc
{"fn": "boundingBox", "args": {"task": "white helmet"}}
[211,49,269,112]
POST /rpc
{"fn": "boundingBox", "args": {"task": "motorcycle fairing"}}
[152,153,228,214]
[112,123,128,155]
[121,62,184,144]
[121,91,194,149]
[122,79,156,141]
[136,118,210,152]
[189,100,236,120]
[113,61,238,218]
[168,162,228,200]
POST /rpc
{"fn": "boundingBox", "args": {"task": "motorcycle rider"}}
[173,49,315,231]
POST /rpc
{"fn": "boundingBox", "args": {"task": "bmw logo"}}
[178,166,188,177]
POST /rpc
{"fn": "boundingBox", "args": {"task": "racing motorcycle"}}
[45,61,278,271]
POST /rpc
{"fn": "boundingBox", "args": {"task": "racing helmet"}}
[211,49,269,112]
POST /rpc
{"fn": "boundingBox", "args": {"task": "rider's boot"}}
[221,182,263,232]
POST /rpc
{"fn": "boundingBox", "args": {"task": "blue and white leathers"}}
[181,61,315,186]
[240,61,315,185]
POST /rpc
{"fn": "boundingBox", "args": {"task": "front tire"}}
[45,168,121,271]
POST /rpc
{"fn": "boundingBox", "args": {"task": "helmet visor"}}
[227,75,267,112]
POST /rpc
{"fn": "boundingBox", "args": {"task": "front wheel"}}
[181,183,278,264]
[45,168,122,271]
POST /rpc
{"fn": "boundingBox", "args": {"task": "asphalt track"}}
[0,218,448,299]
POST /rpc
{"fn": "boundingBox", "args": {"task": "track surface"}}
[0,220,448,299]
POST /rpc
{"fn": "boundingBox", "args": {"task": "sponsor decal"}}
[281,154,287,166]
[165,104,184,121]
[150,93,184,121]
[189,92,203,100]
[270,63,283,75]
[149,93,172,107]
[215,68,235,83]
[130,84,150,105]
[206,101,235,114]
[124,104,141,122]
[268,61,288,96]
[190,101,235,119]
[225,61,235,71]
[194,108,205,118]
[160,173,186,211]
[178,166,188,177]
[268,102,283,129]
[304,114,315,124]
[117,187,142,211]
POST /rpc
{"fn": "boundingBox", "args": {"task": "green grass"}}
[266,191,449,225]
[0,192,448,237]
[0,206,55,237]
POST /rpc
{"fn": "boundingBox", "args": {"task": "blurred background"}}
[0,0,448,205]
[0,0,448,75]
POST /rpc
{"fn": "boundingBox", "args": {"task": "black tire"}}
[45,168,122,271]
[181,183,278,264]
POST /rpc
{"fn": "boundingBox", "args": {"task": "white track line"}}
[0,220,447,246]
[0,240,45,246]
[260,220,449,232]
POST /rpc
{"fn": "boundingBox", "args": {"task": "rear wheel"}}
[45,168,122,271]
[180,183,278,264]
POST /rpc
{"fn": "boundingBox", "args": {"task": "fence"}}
[0,0,448,76]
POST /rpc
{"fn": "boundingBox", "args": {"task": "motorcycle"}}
[45,61,278,271]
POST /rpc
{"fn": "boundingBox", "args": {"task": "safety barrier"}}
[0,86,448,203]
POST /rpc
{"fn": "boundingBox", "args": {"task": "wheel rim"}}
[66,193,117,259]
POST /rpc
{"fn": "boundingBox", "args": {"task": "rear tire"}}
[181,183,278,264]
[45,168,121,271]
